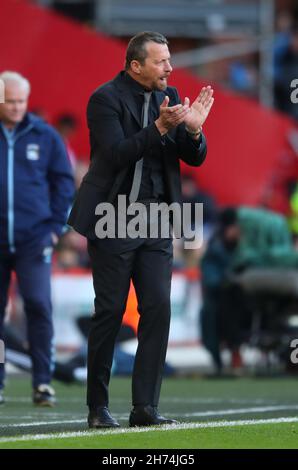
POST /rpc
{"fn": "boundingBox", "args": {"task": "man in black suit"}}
[68,31,214,428]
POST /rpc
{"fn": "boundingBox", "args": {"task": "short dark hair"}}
[55,113,78,129]
[125,31,168,70]
[218,207,238,229]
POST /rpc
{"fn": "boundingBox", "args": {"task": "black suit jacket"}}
[68,71,207,239]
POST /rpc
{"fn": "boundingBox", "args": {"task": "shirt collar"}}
[123,71,153,96]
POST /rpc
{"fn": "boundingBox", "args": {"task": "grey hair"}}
[0,71,31,94]
[125,31,168,70]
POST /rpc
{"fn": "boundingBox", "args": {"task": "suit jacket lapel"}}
[113,72,142,127]
[122,92,142,127]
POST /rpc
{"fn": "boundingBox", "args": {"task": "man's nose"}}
[165,61,173,73]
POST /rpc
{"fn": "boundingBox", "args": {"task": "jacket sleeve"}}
[172,88,207,167]
[47,129,75,236]
[87,92,163,171]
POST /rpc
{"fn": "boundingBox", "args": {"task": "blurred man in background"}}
[200,208,246,373]
[200,206,298,374]
[54,112,78,170]
[275,27,298,121]
[0,71,75,406]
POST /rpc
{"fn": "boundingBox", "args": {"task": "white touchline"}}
[159,398,272,404]
[1,419,86,428]
[1,417,298,444]
[182,405,298,417]
[1,404,298,429]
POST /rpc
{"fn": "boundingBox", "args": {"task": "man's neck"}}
[126,70,152,91]
[0,120,16,131]
[4,124,16,131]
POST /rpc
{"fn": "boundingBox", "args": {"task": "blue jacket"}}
[0,113,75,253]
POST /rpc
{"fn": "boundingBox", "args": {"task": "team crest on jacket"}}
[26,143,40,160]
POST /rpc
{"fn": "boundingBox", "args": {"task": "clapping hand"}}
[155,86,214,136]
[183,86,214,134]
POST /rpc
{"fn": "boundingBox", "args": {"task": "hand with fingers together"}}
[155,86,214,139]
[155,95,191,136]
[184,86,214,138]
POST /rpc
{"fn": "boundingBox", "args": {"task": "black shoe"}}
[129,405,178,427]
[88,406,120,429]
[33,384,56,407]
[0,390,4,405]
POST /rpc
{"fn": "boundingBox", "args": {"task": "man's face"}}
[224,225,241,243]
[137,42,173,91]
[0,81,29,128]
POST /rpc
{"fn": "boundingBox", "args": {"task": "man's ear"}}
[130,60,142,75]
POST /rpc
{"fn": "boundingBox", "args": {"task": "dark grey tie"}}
[129,91,152,204]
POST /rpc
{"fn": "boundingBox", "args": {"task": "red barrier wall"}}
[0,0,293,206]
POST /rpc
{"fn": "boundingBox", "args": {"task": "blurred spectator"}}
[182,174,218,226]
[229,59,258,97]
[54,113,79,169]
[178,174,218,268]
[55,231,89,270]
[274,27,298,121]
[274,11,293,83]
[56,245,81,270]
[30,107,50,122]
[261,125,298,238]
[0,71,75,406]
[200,207,248,373]
[200,206,298,374]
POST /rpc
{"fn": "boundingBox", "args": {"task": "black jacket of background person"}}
[68,71,207,239]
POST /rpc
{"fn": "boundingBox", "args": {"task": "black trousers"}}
[87,234,173,408]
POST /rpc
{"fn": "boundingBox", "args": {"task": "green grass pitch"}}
[0,376,298,448]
